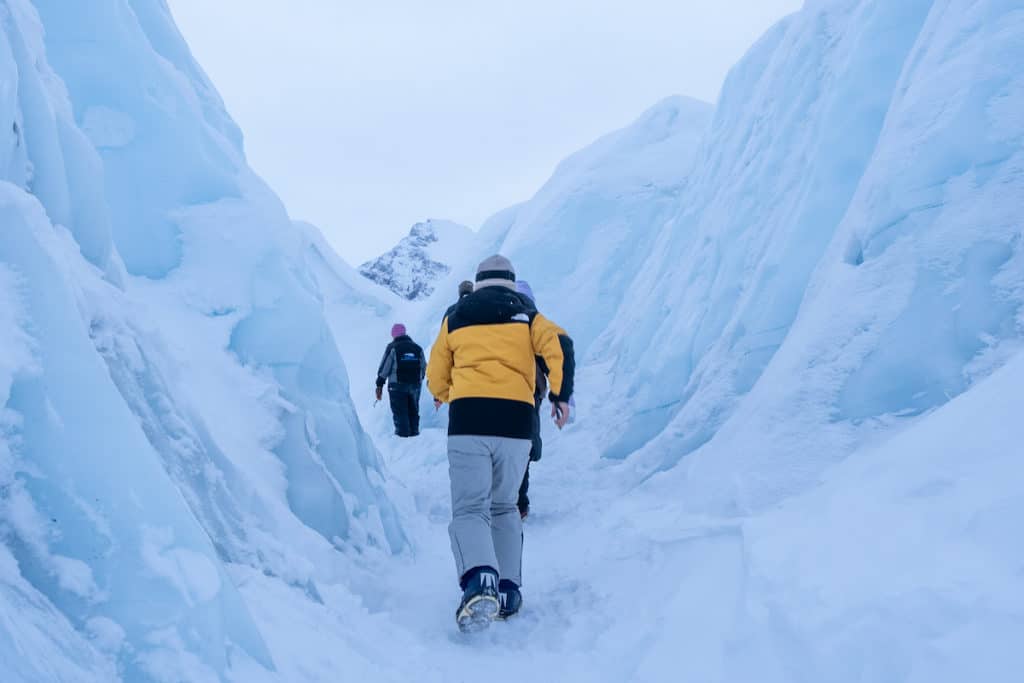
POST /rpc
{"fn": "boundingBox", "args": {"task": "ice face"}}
[32,0,241,279]
[628,0,1024,514]
[0,183,273,681]
[0,0,117,278]
[0,1,403,679]
[589,0,943,468]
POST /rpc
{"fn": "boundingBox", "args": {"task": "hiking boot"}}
[497,579,522,620]
[455,568,499,632]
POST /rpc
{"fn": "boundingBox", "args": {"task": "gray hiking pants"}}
[447,435,532,587]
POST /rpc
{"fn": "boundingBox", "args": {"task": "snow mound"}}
[618,350,1024,682]
[732,351,1024,682]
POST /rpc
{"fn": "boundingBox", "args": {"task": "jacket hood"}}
[456,286,536,325]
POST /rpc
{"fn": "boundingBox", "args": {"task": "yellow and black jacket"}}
[427,286,574,439]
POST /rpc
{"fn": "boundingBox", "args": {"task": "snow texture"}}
[2,0,1023,681]
[609,0,1024,515]
[1,1,402,680]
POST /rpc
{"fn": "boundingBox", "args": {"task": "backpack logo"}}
[396,349,422,384]
[512,313,529,322]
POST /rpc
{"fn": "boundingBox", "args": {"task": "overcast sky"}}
[167,1,800,264]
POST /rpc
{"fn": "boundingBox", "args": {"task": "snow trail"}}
[313,333,1024,683]
[336,359,752,682]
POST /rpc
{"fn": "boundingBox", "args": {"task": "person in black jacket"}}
[434,280,476,412]
[444,280,474,319]
[376,324,426,437]
[515,280,546,519]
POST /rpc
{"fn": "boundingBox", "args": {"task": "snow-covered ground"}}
[232,340,1024,683]
[1,0,1022,681]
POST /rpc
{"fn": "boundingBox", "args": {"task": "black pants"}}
[388,384,421,437]
[517,399,543,514]
[517,463,531,515]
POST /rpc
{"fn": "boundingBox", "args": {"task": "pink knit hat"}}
[391,323,407,338]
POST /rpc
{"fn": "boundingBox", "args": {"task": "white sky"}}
[167,1,800,264]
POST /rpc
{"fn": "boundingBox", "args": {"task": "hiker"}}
[434,280,476,411]
[375,324,426,438]
[427,255,574,631]
[514,280,546,520]
[444,279,474,319]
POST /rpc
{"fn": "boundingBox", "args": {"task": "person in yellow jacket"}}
[427,254,574,632]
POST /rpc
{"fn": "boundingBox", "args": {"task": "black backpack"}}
[394,340,423,385]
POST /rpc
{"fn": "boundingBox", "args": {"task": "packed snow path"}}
[357,409,748,681]
[223,339,1024,683]
[216,299,754,682]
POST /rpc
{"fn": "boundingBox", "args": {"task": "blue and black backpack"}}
[394,340,423,385]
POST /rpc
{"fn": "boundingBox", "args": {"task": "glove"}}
[375,386,383,401]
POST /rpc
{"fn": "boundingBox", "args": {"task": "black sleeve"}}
[548,334,575,403]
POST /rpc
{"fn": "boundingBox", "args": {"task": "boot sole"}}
[456,595,499,633]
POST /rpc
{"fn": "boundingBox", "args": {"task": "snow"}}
[1,1,401,680]
[2,0,1023,681]
[0,181,270,682]
[0,545,116,683]
[359,218,473,301]
[300,348,1024,683]
[589,0,947,467]
[720,351,1024,682]
[619,0,1024,516]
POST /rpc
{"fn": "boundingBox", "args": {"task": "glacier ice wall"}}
[32,0,241,278]
[607,0,1024,511]
[0,180,271,682]
[0,1,403,680]
[594,0,942,463]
